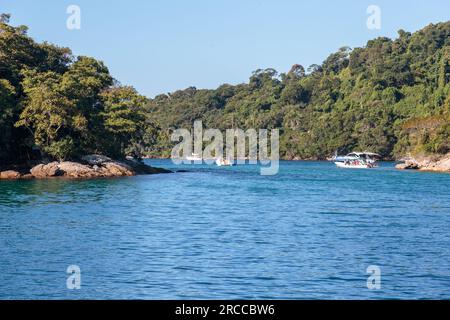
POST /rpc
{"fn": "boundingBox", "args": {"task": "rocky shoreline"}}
[395,153,450,173]
[0,155,171,180]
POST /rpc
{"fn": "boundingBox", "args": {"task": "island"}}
[1,14,449,175]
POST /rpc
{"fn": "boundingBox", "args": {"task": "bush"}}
[44,137,76,161]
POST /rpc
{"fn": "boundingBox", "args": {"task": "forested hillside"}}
[1,15,449,164]
[148,21,450,160]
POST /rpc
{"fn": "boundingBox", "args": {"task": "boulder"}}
[102,161,134,177]
[30,164,45,177]
[0,170,21,179]
[395,163,409,170]
[395,161,419,170]
[81,154,112,166]
[30,162,62,178]
[58,161,98,178]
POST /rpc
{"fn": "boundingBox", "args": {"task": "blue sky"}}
[2,0,449,97]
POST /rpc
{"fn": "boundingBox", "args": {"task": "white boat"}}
[185,153,202,161]
[331,151,381,168]
[215,157,235,167]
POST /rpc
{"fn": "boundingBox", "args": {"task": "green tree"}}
[15,70,87,160]
[0,79,16,161]
[100,86,148,157]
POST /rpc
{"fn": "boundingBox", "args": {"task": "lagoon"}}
[1,160,450,299]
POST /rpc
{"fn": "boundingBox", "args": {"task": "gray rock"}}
[81,154,112,166]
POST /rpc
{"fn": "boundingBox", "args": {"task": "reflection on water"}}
[1,160,450,299]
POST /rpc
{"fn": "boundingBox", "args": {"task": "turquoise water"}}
[1,160,450,299]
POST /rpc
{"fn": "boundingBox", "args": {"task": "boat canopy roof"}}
[347,152,381,157]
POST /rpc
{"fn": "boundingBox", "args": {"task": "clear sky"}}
[2,0,449,97]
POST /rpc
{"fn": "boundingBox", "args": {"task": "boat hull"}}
[215,159,235,166]
[334,162,377,169]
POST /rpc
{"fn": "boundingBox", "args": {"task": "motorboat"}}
[185,153,202,161]
[215,157,235,167]
[331,151,381,168]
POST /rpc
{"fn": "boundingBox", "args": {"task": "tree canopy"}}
[0,16,149,163]
[147,21,450,159]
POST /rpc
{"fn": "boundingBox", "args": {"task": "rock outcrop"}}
[1,154,171,180]
[30,162,63,178]
[0,170,21,179]
[416,154,450,172]
[396,153,450,173]
[102,161,134,177]
[57,161,101,178]
[395,160,419,170]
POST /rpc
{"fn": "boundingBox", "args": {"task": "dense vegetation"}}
[148,21,449,160]
[1,15,449,165]
[0,14,152,165]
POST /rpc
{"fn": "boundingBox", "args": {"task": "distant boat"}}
[331,151,381,169]
[215,157,235,167]
[185,153,202,161]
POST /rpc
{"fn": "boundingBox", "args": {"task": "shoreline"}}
[395,153,450,173]
[3,153,450,180]
[0,155,172,180]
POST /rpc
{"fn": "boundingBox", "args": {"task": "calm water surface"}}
[1,160,450,299]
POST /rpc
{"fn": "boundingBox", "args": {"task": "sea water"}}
[0,160,449,299]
